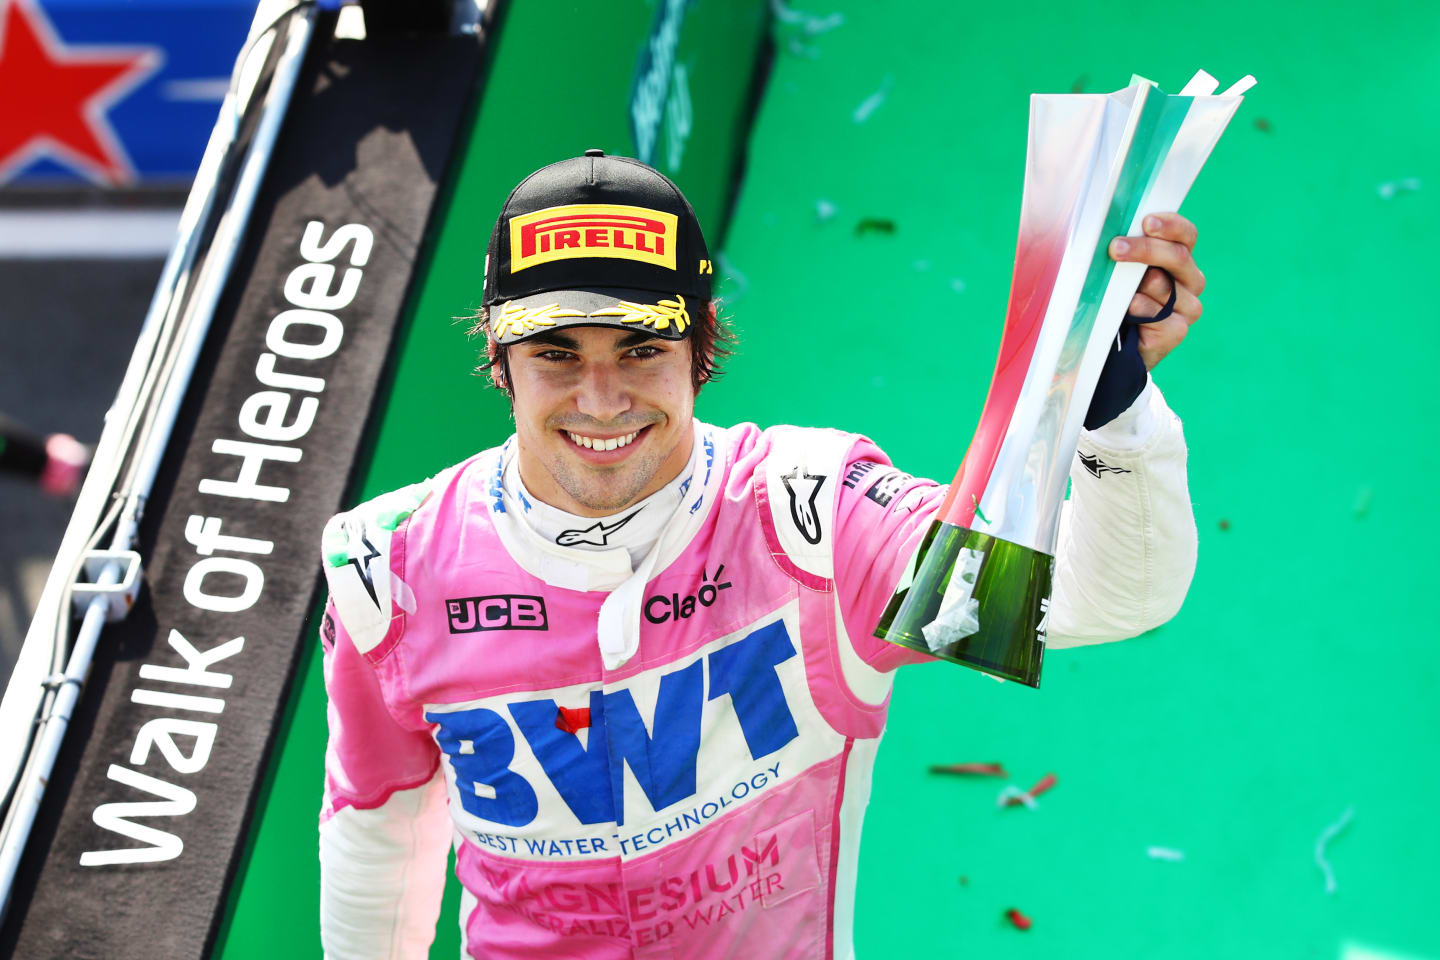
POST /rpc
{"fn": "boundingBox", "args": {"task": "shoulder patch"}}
[321,478,435,655]
[762,426,860,579]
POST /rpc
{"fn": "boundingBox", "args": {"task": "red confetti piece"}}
[1006,908,1033,931]
[1003,772,1057,806]
[928,762,1009,778]
[555,706,591,733]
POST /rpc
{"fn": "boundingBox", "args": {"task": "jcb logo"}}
[446,595,548,633]
[510,203,677,272]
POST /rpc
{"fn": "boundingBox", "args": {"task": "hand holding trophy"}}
[874,71,1254,687]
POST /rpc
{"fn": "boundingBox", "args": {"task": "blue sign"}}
[0,0,253,186]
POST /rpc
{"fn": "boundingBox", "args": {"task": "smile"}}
[565,428,643,452]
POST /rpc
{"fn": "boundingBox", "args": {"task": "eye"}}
[535,349,575,362]
[627,345,663,359]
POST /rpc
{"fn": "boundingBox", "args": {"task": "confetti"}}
[1218,518,1230,531]
[1146,846,1185,862]
[1254,117,1273,133]
[996,785,1036,809]
[1006,908,1033,931]
[770,0,845,36]
[1377,177,1421,199]
[853,75,893,123]
[1000,772,1057,808]
[929,762,1009,777]
[815,199,837,221]
[854,217,896,236]
[1315,806,1354,894]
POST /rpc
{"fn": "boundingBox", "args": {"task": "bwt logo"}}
[509,203,678,272]
[447,595,548,633]
[424,620,800,828]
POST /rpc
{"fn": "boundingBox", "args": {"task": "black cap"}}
[482,151,713,344]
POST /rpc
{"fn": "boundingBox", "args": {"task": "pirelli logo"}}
[509,203,678,273]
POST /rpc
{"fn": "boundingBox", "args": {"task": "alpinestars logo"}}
[1079,452,1131,479]
[343,524,382,607]
[781,468,825,545]
[557,510,641,547]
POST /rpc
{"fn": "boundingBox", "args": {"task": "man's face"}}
[507,325,696,517]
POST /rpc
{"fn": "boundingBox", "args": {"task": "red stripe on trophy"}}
[937,218,1068,526]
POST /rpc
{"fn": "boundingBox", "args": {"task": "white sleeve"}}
[1046,378,1198,648]
[320,771,452,960]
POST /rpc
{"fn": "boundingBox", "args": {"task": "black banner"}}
[2,23,483,960]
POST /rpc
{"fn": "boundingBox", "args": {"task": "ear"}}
[487,338,516,399]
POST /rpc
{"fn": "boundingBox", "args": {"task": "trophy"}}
[874,71,1253,687]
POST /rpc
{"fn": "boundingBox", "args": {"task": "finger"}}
[1108,235,1205,294]
[1135,315,1189,371]
[1136,269,1203,322]
[1127,291,1164,318]
[1140,212,1198,250]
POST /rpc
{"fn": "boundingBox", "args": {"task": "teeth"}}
[567,430,640,451]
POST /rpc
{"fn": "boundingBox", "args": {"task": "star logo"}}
[781,467,826,545]
[556,510,641,547]
[344,529,383,608]
[1078,451,1131,479]
[0,0,161,186]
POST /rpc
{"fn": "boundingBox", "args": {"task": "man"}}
[317,150,1200,958]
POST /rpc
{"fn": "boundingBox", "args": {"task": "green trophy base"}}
[874,519,1054,687]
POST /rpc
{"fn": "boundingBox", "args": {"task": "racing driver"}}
[317,150,1202,958]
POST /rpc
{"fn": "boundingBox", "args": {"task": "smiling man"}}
[316,151,1201,959]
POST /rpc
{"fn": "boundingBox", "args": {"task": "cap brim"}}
[490,287,696,344]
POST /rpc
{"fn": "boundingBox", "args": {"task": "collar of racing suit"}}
[504,425,704,570]
[490,419,724,669]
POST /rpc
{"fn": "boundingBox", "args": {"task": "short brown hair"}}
[467,300,735,399]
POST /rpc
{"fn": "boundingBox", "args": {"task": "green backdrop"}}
[220,1,1440,957]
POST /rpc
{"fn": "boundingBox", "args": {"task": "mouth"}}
[561,424,653,462]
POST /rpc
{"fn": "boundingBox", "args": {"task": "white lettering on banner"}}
[80,765,197,866]
[284,262,363,311]
[199,438,302,502]
[86,220,373,868]
[266,308,344,360]
[254,352,325,393]
[130,718,217,775]
[182,556,264,613]
[299,219,373,267]
[184,516,273,558]
[137,630,245,688]
[239,390,319,443]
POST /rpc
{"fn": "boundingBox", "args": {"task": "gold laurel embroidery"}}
[492,302,584,339]
[588,295,689,334]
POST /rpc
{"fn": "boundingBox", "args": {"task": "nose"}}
[574,357,631,423]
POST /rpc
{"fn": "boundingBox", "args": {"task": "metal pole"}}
[0,6,318,920]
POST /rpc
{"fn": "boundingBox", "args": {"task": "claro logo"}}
[447,595,548,633]
[645,564,731,624]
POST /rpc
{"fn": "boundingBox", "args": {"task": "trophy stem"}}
[875,519,1053,687]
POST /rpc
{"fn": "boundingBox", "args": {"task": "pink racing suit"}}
[318,383,1196,959]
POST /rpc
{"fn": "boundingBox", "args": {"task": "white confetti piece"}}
[1377,178,1421,199]
[1315,806,1355,894]
[853,76,893,123]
